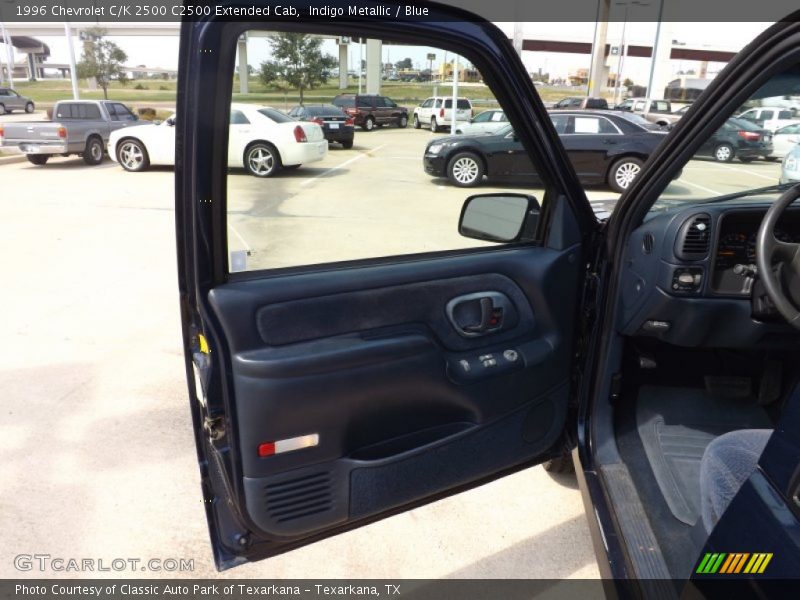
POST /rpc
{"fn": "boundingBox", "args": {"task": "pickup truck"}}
[737,105,800,131]
[0,100,138,165]
[614,97,682,128]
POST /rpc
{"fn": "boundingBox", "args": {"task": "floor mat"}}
[636,385,772,526]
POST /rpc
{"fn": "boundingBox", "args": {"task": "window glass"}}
[230,110,251,125]
[634,101,645,111]
[597,118,619,134]
[225,32,554,273]
[56,104,73,119]
[651,63,800,214]
[472,110,493,122]
[333,96,354,108]
[356,96,373,107]
[257,108,294,123]
[550,115,568,134]
[84,104,101,119]
[778,110,793,119]
[112,103,136,121]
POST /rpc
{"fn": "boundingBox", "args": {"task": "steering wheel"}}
[756,184,800,330]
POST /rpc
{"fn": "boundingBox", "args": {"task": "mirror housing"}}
[458,193,540,243]
[166,117,176,127]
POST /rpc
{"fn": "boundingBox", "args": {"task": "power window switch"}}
[503,349,519,362]
[482,358,497,368]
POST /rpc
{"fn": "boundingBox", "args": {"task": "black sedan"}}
[694,117,773,162]
[287,104,355,148]
[423,110,667,192]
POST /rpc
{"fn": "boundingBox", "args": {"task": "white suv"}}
[413,97,473,132]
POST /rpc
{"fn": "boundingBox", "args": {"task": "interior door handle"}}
[446,291,511,338]
[463,297,494,334]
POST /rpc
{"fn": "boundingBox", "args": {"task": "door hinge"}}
[203,416,226,441]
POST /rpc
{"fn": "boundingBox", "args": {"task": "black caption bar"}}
[5,580,612,600]
[0,0,799,23]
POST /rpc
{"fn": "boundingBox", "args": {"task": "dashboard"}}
[618,202,800,347]
[713,210,800,294]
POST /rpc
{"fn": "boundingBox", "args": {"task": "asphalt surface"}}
[0,120,783,579]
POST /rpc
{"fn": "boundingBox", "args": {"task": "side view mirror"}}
[458,193,540,243]
[166,117,176,127]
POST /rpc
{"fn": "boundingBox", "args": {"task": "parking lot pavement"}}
[0,131,601,579]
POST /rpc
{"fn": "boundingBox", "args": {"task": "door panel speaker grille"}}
[243,463,349,537]
[264,472,333,523]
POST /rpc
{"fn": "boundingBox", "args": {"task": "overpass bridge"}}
[1,21,739,99]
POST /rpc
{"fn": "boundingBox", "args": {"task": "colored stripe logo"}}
[696,552,773,574]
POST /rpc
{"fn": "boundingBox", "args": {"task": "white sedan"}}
[768,123,800,160]
[455,109,508,135]
[109,103,327,177]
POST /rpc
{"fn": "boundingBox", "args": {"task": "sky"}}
[5,21,771,85]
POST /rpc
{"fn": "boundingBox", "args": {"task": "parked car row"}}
[6,95,798,190]
[423,109,668,192]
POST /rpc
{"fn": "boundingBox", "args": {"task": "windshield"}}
[650,64,800,213]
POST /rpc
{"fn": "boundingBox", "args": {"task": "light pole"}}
[612,3,629,106]
[644,0,665,113]
[357,38,363,95]
[613,0,649,106]
[0,20,13,89]
[64,22,80,100]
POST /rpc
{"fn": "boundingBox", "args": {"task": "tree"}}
[76,28,128,99]
[258,33,336,103]
[395,57,413,70]
[623,78,634,88]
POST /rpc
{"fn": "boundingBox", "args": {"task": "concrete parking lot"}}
[0,118,783,579]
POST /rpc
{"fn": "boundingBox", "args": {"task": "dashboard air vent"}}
[642,232,655,254]
[675,214,711,259]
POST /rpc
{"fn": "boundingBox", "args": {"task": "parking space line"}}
[704,162,777,181]
[227,222,251,252]
[679,179,723,195]
[299,144,388,187]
